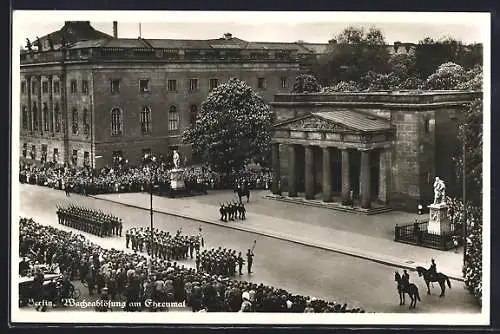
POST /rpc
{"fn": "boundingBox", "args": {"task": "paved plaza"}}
[18,184,479,313]
[93,189,465,281]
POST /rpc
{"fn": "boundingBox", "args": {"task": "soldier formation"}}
[56,205,123,237]
[197,247,241,276]
[219,201,246,222]
[126,227,201,260]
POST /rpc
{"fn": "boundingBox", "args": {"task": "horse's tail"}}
[415,287,421,301]
[446,276,451,288]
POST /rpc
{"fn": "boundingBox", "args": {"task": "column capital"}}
[358,148,372,152]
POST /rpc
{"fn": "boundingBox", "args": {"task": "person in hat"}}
[239,291,252,312]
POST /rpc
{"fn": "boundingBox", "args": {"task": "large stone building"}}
[269,91,481,211]
[19,21,308,168]
[19,21,418,168]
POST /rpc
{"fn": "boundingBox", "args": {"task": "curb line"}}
[91,195,464,283]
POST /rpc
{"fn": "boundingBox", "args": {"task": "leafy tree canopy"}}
[182,78,273,174]
[314,26,390,84]
[291,74,322,93]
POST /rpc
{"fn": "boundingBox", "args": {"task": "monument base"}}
[170,168,186,190]
[427,203,451,235]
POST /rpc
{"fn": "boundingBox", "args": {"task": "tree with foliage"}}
[398,76,425,90]
[453,98,483,206]
[322,81,361,92]
[291,74,322,93]
[182,78,273,173]
[463,204,483,305]
[450,98,483,305]
[456,64,483,91]
[315,26,390,84]
[388,53,417,79]
[359,71,402,91]
[424,62,466,90]
[446,196,483,305]
[415,37,483,78]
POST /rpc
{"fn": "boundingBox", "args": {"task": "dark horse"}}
[416,266,451,297]
[234,181,250,203]
[394,271,421,309]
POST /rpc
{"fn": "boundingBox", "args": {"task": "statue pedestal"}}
[170,168,186,190]
[427,203,451,235]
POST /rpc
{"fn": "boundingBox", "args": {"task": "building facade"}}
[269,91,481,211]
[19,22,304,168]
[19,21,421,169]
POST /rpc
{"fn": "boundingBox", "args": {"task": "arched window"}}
[54,103,60,132]
[111,108,122,136]
[33,102,38,130]
[22,106,28,129]
[72,108,79,134]
[83,108,89,135]
[190,104,198,125]
[43,103,49,131]
[141,106,152,133]
[168,105,179,131]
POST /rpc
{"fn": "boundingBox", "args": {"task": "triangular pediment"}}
[273,114,356,133]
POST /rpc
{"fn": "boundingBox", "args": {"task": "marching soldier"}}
[237,252,245,275]
[246,249,254,274]
[126,229,131,248]
[220,203,226,222]
[239,202,246,220]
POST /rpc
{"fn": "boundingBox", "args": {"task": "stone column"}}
[271,143,281,194]
[305,145,314,200]
[26,76,33,132]
[341,149,350,205]
[378,149,391,204]
[48,75,55,134]
[288,144,297,197]
[322,146,332,202]
[360,149,371,209]
[37,75,42,133]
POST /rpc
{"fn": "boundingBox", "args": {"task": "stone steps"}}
[264,194,393,215]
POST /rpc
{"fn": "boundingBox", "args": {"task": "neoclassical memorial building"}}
[269,91,481,212]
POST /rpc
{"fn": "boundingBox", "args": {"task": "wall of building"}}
[90,61,298,165]
[270,92,480,212]
[434,106,465,198]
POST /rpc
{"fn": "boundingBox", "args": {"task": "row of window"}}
[22,103,197,136]
[110,104,197,136]
[22,143,90,166]
[71,108,91,135]
[110,76,287,94]
[21,80,61,95]
[21,76,289,96]
[22,102,61,132]
[20,79,88,95]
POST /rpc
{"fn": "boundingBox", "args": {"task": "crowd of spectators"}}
[18,160,273,196]
[19,218,366,313]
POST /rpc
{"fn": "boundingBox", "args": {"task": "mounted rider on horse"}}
[234,177,250,203]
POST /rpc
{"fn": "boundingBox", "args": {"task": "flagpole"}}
[139,23,142,38]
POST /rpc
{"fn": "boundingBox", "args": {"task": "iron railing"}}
[394,220,463,251]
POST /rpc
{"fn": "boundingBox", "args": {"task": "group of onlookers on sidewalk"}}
[19,217,365,313]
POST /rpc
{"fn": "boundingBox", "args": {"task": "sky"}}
[13,11,489,47]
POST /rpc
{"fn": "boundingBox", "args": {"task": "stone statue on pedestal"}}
[173,150,180,169]
[428,176,450,235]
[433,177,446,204]
[170,150,185,191]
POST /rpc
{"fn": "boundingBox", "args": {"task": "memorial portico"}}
[271,111,395,209]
